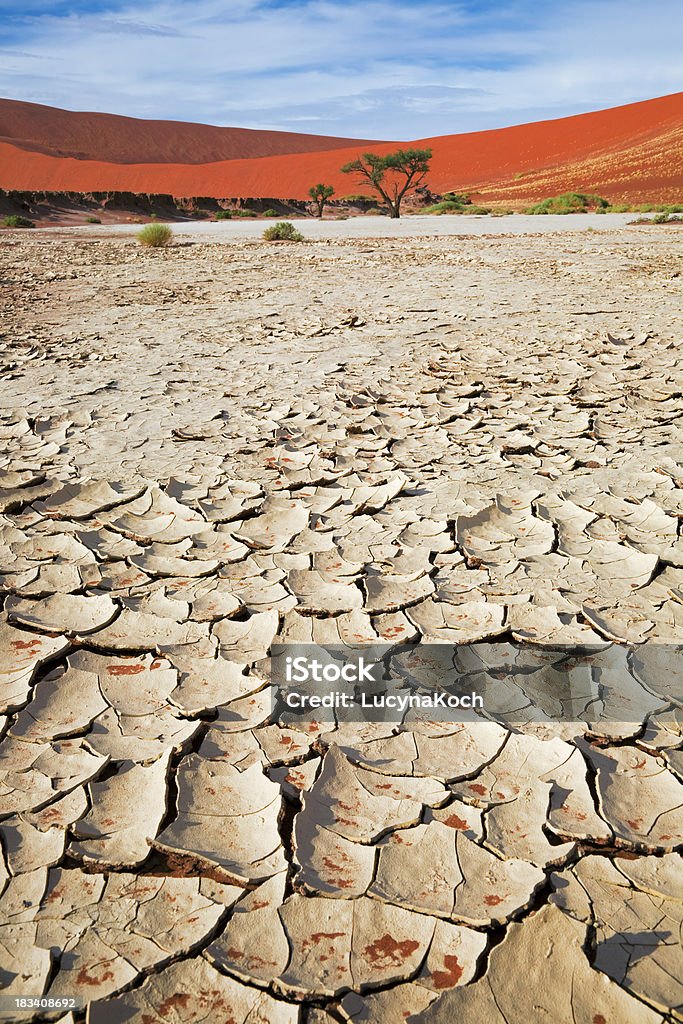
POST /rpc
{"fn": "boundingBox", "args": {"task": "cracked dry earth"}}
[0,227,682,1024]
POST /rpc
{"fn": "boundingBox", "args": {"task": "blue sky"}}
[1,0,681,138]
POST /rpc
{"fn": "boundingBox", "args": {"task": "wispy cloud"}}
[0,0,680,137]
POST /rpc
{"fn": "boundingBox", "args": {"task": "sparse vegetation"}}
[339,194,375,204]
[421,200,463,215]
[263,209,279,218]
[630,212,682,225]
[214,209,233,220]
[421,197,491,215]
[85,215,101,224]
[526,192,609,214]
[308,183,335,218]
[341,148,432,218]
[232,209,256,218]
[3,214,35,228]
[443,191,471,205]
[263,221,304,241]
[137,223,173,247]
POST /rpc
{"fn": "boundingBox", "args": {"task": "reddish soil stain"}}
[76,965,115,986]
[363,934,420,966]
[442,814,469,830]
[469,783,487,796]
[431,954,464,989]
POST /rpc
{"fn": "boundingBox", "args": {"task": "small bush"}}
[263,221,304,241]
[215,209,232,220]
[3,215,35,228]
[443,192,471,205]
[263,208,279,217]
[462,205,491,215]
[526,192,609,215]
[137,223,173,247]
[85,215,101,224]
[339,194,375,203]
[422,200,463,215]
[149,212,158,219]
[233,209,256,218]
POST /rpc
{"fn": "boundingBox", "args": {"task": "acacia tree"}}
[308,183,335,218]
[340,148,432,218]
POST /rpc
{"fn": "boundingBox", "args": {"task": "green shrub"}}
[85,215,101,224]
[215,209,232,220]
[149,212,158,219]
[650,212,682,224]
[462,205,491,215]
[137,223,173,247]
[263,221,304,241]
[3,215,35,228]
[526,192,609,215]
[443,192,471,205]
[233,209,256,218]
[263,209,279,217]
[422,200,463,215]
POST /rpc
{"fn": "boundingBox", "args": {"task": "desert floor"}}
[0,224,681,1023]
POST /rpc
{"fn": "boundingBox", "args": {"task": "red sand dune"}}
[0,92,681,204]
[0,98,377,163]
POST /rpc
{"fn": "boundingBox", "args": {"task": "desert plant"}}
[341,148,432,218]
[233,209,256,218]
[137,223,173,247]
[462,205,491,215]
[308,183,335,218]
[85,215,101,224]
[650,212,682,224]
[263,221,304,241]
[443,191,471,205]
[3,215,35,228]
[215,209,233,220]
[339,194,375,204]
[526,192,609,215]
[263,208,279,217]
[422,200,463,215]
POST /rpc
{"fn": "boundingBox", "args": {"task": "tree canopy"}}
[340,148,432,218]
[308,183,335,218]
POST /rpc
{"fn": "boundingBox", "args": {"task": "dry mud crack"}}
[0,228,681,1023]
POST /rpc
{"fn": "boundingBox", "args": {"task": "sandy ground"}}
[0,224,681,1023]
